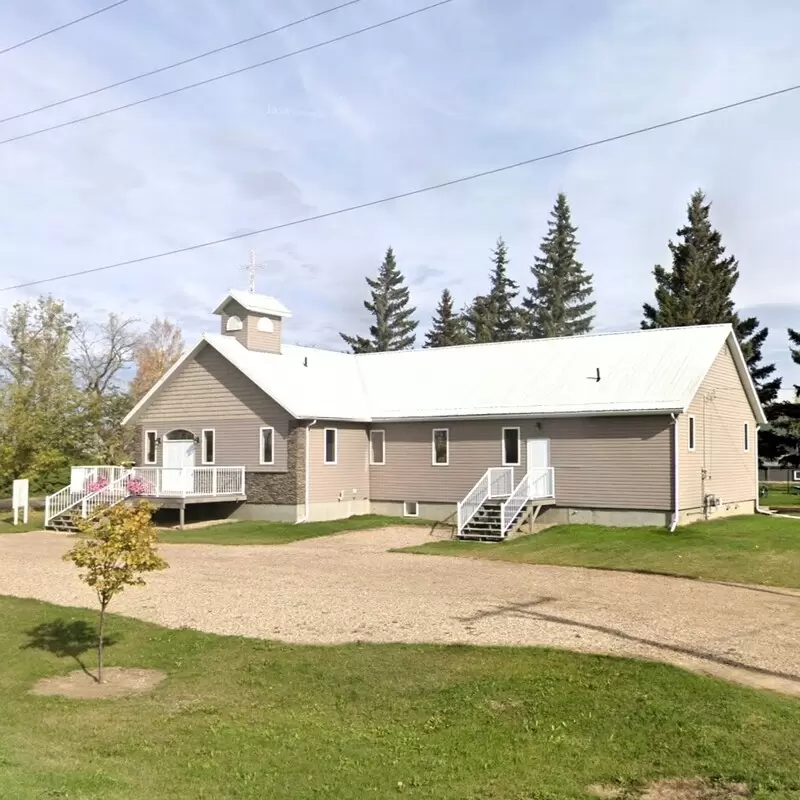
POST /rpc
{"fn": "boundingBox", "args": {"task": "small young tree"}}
[64,502,167,682]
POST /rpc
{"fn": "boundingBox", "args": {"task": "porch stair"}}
[456,466,555,541]
[45,469,132,532]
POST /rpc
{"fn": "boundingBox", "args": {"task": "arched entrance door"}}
[163,430,195,494]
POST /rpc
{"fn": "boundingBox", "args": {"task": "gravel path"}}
[1,527,799,695]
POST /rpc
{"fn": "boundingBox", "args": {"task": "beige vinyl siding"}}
[219,300,282,353]
[679,342,757,510]
[309,423,370,503]
[370,415,672,509]
[134,345,291,471]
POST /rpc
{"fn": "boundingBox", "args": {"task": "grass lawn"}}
[0,509,44,534]
[762,484,800,508]
[400,515,800,589]
[1,596,799,799]
[158,514,438,545]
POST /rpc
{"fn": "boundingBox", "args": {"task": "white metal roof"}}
[212,289,292,318]
[124,323,766,426]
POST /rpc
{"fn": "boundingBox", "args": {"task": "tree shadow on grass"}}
[23,620,119,682]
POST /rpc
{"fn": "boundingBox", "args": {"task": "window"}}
[744,422,750,453]
[324,428,337,465]
[403,501,419,518]
[259,427,274,465]
[144,430,157,465]
[432,428,449,466]
[257,316,275,333]
[226,315,243,331]
[370,430,385,465]
[688,415,696,452]
[502,427,520,466]
[201,429,215,465]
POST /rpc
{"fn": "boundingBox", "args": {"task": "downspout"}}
[669,413,680,532]
[754,423,773,516]
[297,419,317,524]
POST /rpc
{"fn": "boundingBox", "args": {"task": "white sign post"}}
[12,478,29,526]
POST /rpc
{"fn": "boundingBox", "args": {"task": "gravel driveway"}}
[1,526,799,695]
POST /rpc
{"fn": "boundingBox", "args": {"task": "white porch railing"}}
[70,465,128,493]
[500,467,555,538]
[79,469,133,520]
[456,467,513,535]
[128,466,246,498]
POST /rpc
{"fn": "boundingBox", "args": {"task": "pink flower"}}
[84,475,110,493]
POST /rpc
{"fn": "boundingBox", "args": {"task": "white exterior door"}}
[526,438,552,498]
[162,440,195,494]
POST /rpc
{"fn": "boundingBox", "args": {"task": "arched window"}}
[165,429,194,441]
[257,316,275,333]
[226,315,243,331]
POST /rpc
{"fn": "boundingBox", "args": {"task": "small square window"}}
[370,430,385,465]
[403,501,419,518]
[202,429,215,465]
[688,416,696,452]
[144,431,157,465]
[432,429,449,466]
[502,427,520,466]
[324,428,337,465]
[260,427,274,465]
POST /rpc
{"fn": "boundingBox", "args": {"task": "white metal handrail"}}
[488,467,514,498]
[80,470,133,520]
[500,468,555,537]
[44,486,76,527]
[457,467,514,535]
[129,466,246,498]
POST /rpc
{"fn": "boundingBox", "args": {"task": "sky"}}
[0,0,799,391]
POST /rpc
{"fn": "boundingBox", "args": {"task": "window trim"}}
[324,427,338,465]
[144,430,158,465]
[432,428,450,466]
[688,415,696,452]
[259,426,275,466]
[369,429,386,466]
[201,428,215,465]
[403,501,419,518]
[501,426,521,466]
[744,422,750,453]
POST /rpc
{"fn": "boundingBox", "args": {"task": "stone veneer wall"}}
[245,423,306,504]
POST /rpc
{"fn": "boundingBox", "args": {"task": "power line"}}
[0,1,130,57]
[0,0,365,126]
[2,80,798,292]
[0,0,454,147]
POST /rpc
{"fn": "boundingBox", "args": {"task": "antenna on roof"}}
[593,367,601,382]
[240,249,265,294]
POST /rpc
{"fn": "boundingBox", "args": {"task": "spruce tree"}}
[463,295,493,343]
[340,247,417,352]
[522,193,595,338]
[486,237,520,341]
[424,289,468,348]
[641,189,780,411]
[790,328,800,398]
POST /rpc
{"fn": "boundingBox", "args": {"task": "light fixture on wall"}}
[155,436,162,445]
[193,434,201,444]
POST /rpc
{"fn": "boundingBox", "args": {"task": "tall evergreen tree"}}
[424,289,468,348]
[340,247,417,353]
[641,189,780,411]
[463,295,493,344]
[522,193,595,338]
[790,328,800,398]
[486,237,520,341]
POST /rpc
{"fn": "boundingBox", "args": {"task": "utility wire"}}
[0,1,130,57]
[2,81,798,292]
[0,0,364,126]
[0,0,454,146]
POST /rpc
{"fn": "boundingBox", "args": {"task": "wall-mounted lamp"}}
[155,436,162,445]
[193,434,201,444]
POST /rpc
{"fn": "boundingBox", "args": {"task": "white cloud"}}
[0,0,798,390]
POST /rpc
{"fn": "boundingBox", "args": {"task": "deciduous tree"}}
[129,318,184,402]
[65,502,167,682]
